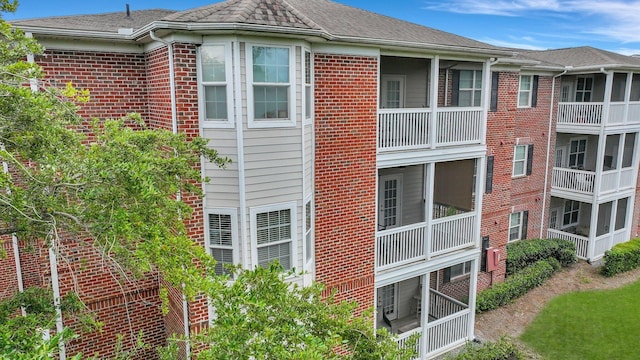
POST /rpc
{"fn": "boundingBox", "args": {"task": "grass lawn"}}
[520,279,640,359]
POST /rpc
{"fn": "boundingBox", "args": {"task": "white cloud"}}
[423,0,640,43]
[613,48,640,56]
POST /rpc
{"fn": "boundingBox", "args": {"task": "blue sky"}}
[5,0,640,55]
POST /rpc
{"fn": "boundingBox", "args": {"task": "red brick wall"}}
[0,238,19,301]
[37,50,148,121]
[479,72,558,290]
[313,53,377,313]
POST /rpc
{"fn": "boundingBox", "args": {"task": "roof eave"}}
[13,25,131,41]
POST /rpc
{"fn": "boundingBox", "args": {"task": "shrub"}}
[446,337,526,360]
[506,238,576,276]
[476,258,559,313]
[600,238,640,277]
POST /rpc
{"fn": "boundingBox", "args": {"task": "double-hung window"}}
[200,44,231,127]
[513,145,527,177]
[518,75,533,107]
[304,50,312,122]
[509,211,528,242]
[304,199,313,263]
[569,138,587,169]
[249,45,294,127]
[458,70,482,107]
[575,76,593,102]
[207,210,237,276]
[563,200,580,227]
[253,204,296,270]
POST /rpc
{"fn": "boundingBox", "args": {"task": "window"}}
[381,75,405,108]
[457,70,482,107]
[450,261,472,279]
[518,75,533,107]
[207,210,237,275]
[380,284,396,317]
[248,45,294,127]
[513,145,527,177]
[253,204,296,270]
[304,199,313,263]
[569,138,587,169]
[509,211,528,242]
[200,45,231,126]
[304,51,312,120]
[563,200,580,227]
[575,76,593,102]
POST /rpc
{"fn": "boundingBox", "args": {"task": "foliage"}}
[446,337,526,360]
[476,258,559,313]
[160,264,418,360]
[521,279,640,359]
[506,238,576,276]
[600,238,640,277]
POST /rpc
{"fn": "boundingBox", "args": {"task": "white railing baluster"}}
[547,229,589,259]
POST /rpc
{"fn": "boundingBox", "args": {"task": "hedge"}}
[600,238,640,277]
[446,337,526,360]
[476,258,560,313]
[506,238,576,276]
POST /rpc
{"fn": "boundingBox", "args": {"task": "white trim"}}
[311,43,379,57]
[303,49,314,125]
[250,202,298,270]
[204,208,240,275]
[303,195,314,271]
[246,43,297,128]
[198,42,235,128]
[378,174,403,229]
[562,200,581,228]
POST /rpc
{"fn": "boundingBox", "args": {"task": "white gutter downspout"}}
[540,68,569,238]
[149,30,190,359]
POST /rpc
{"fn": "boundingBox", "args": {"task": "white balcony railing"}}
[378,109,431,151]
[557,103,603,125]
[429,289,468,320]
[395,327,421,356]
[551,167,595,194]
[431,213,476,256]
[558,102,640,126]
[377,107,482,152]
[376,213,476,270]
[376,222,426,270]
[620,168,635,189]
[435,108,483,146]
[425,311,470,357]
[547,229,589,259]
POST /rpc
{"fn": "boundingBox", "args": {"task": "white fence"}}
[558,102,640,126]
[547,229,589,259]
[377,107,482,152]
[376,222,426,270]
[425,311,470,357]
[431,213,476,256]
[429,289,468,320]
[551,167,595,194]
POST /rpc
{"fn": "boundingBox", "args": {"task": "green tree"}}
[0,1,416,359]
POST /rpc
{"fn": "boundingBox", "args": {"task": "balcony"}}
[378,271,473,359]
[557,102,640,127]
[551,167,595,194]
[377,108,483,152]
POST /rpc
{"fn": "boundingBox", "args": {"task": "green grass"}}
[520,279,640,359]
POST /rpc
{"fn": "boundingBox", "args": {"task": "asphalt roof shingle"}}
[523,46,640,69]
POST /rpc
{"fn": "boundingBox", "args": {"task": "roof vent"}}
[126,4,131,18]
[118,28,134,35]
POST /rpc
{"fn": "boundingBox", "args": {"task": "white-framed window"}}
[251,203,296,270]
[575,76,593,102]
[206,209,238,276]
[304,50,313,122]
[450,261,472,280]
[518,75,533,107]
[304,198,314,264]
[569,138,587,169]
[513,145,528,177]
[563,200,580,227]
[379,284,397,318]
[199,44,233,128]
[458,69,482,107]
[509,211,526,242]
[381,75,406,109]
[247,44,295,127]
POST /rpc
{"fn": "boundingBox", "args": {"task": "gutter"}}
[149,30,190,359]
[539,67,569,238]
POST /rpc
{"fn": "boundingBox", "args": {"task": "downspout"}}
[149,30,190,359]
[539,68,568,238]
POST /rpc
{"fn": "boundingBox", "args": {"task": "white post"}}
[467,258,479,340]
[430,56,439,149]
[48,245,66,360]
[420,273,428,359]
[425,163,435,260]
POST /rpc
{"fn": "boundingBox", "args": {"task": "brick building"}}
[4,0,640,359]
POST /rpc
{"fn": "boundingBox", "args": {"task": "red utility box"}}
[486,247,501,272]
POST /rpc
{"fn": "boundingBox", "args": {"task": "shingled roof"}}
[11,0,507,54]
[10,9,176,34]
[522,46,640,69]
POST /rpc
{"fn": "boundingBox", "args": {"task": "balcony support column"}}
[419,274,428,359]
[429,56,439,149]
[587,201,599,261]
[624,72,633,124]
[481,59,492,146]
[467,258,479,341]
[425,163,435,260]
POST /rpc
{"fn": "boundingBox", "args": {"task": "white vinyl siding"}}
[247,44,296,127]
[202,128,240,208]
[518,75,533,108]
[199,43,233,128]
[252,203,297,270]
